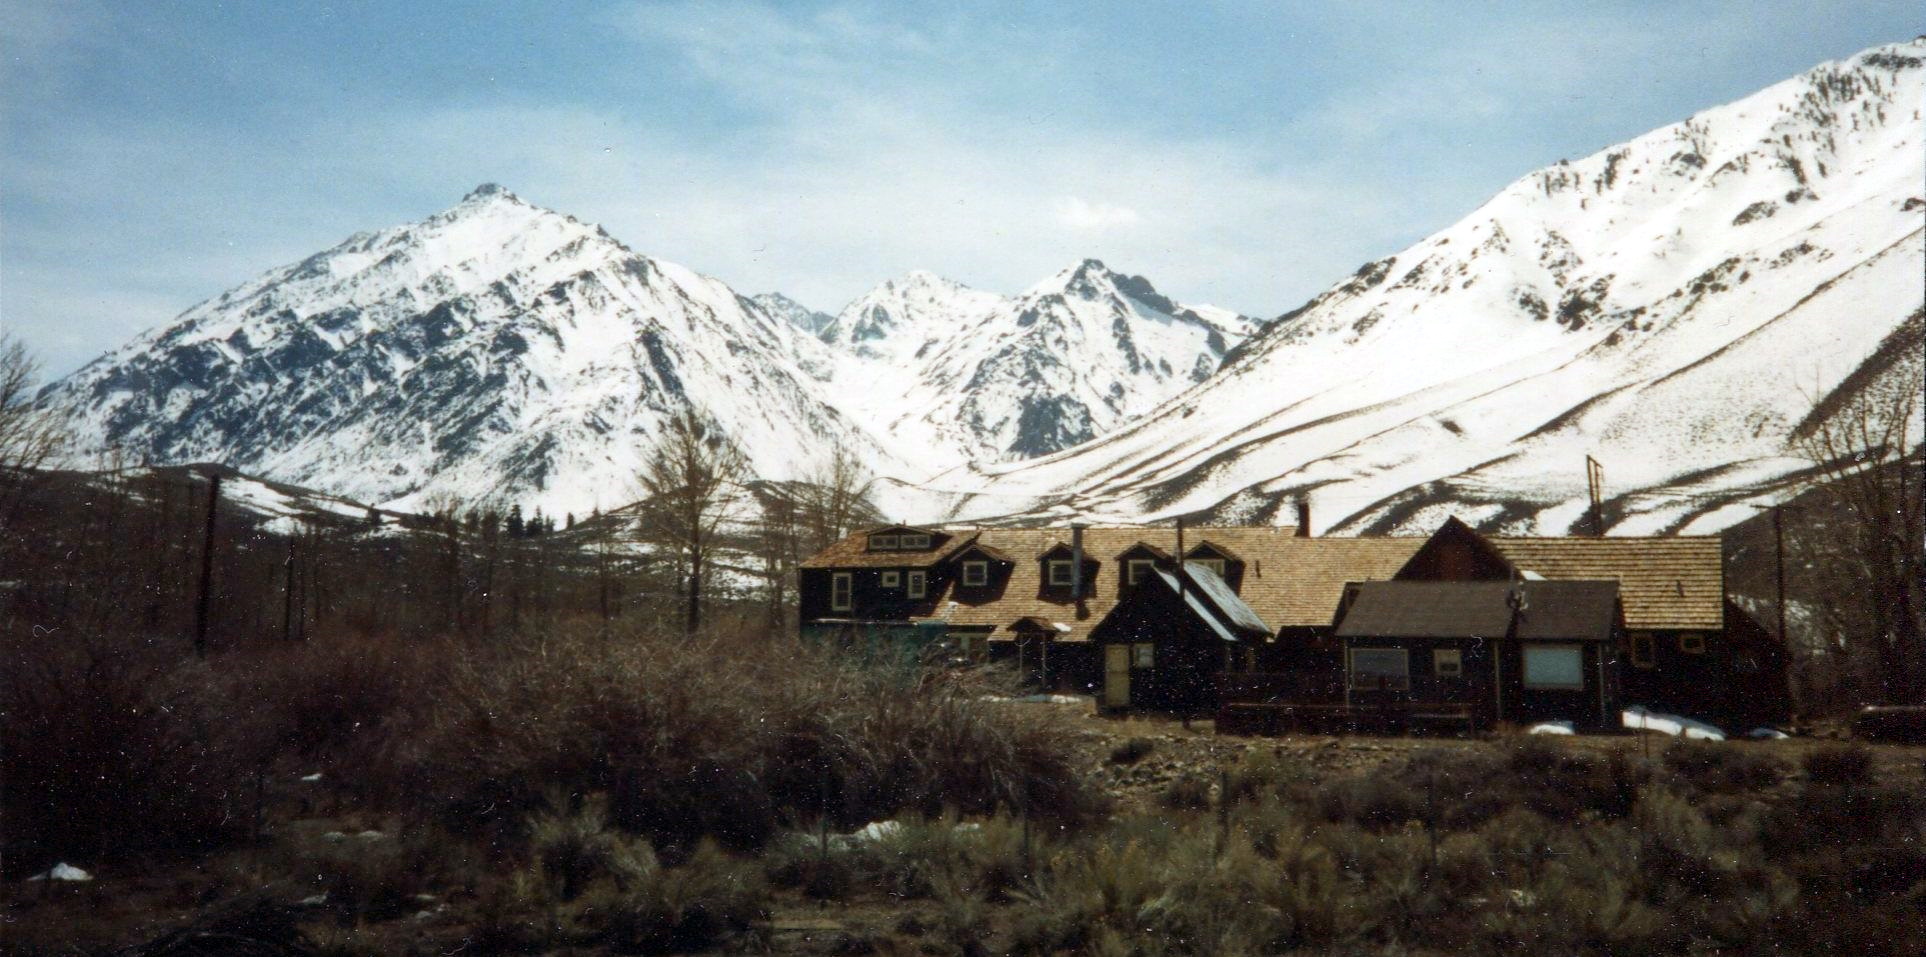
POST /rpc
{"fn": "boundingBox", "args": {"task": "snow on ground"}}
[1623,706,1727,740]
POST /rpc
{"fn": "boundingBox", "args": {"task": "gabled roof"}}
[1336,580,1620,641]
[1185,540,1244,563]
[951,540,1017,563]
[1115,541,1173,560]
[1037,542,1099,560]
[1488,536,1724,631]
[801,528,973,569]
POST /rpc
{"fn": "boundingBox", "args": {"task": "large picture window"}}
[831,572,853,611]
[1349,647,1410,690]
[1523,644,1585,690]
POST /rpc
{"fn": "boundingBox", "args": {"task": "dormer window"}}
[870,533,900,550]
[1126,559,1156,585]
[962,561,988,587]
[1192,558,1226,578]
[899,532,931,549]
[1047,560,1075,587]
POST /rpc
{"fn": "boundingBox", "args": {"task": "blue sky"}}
[3,1,1919,376]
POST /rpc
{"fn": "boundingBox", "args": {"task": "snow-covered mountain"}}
[821,262,1257,466]
[41,184,899,517]
[751,292,835,337]
[40,188,1248,515]
[924,40,1926,535]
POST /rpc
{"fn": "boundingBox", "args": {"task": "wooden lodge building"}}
[798,514,1789,733]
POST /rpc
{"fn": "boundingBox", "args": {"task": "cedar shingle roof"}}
[1490,537,1724,631]
[1335,580,1620,641]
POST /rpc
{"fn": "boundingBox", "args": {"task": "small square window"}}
[1048,560,1074,586]
[1125,559,1155,584]
[906,571,927,599]
[962,561,988,587]
[1132,643,1155,668]
[880,571,900,588]
[1679,633,1706,655]
[1434,648,1463,678]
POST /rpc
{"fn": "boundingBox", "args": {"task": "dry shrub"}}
[1803,743,1873,785]
[590,839,768,954]
[376,625,1099,857]
[0,635,257,874]
[1108,737,1155,765]
[1662,739,1786,793]
[1159,774,1214,812]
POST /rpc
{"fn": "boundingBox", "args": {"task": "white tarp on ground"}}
[1622,705,1726,740]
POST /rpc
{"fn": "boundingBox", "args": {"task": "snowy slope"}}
[925,40,1926,535]
[823,261,1257,466]
[43,185,901,517]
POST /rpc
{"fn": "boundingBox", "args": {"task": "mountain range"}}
[39,39,1926,532]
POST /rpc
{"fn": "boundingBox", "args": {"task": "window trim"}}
[1125,558,1155,585]
[906,570,926,599]
[961,561,988,587]
[1433,648,1463,678]
[1522,643,1586,691]
[898,532,931,549]
[869,533,899,551]
[1191,557,1227,579]
[1678,633,1706,655]
[1349,647,1411,690]
[830,572,853,611]
[1047,559,1074,587]
[1132,642,1155,668]
[880,570,901,589]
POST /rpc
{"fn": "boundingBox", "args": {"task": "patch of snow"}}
[1527,721,1575,735]
[27,863,92,882]
[1623,705,1727,740]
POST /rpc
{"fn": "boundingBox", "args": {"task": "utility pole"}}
[192,469,222,658]
[1773,504,1788,651]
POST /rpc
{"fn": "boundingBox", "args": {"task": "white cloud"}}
[1054,197,1141,231]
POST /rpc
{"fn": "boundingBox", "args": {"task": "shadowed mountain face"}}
[920,40,1925,535]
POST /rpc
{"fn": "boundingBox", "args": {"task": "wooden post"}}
[192,470,221,658]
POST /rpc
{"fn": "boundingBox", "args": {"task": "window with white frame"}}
[869,533,899,550]
[831,572,853,611]
[906,570,926,599]
[961,561,988,587]
[1132,642,1155,668]
[880,570,900,588]
[1349,647,1410,689]
[1125,559,1155,585]
[1191,557,1227,578]
[1523,644,1585,690]
[1047,560,1074,587]
[899,532,931,549]
[1434,648,1463,678]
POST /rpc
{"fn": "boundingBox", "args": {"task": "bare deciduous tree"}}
[1792,378,1925,705]
[0,333,69,534]
[635,410,747,638]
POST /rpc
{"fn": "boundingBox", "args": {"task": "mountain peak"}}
[463,182,517,202]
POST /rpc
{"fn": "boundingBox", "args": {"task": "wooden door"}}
[1103,644,1131,708]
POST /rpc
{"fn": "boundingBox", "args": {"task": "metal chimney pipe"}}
[1070,523,1086,598]
[1296,499,1311,537]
